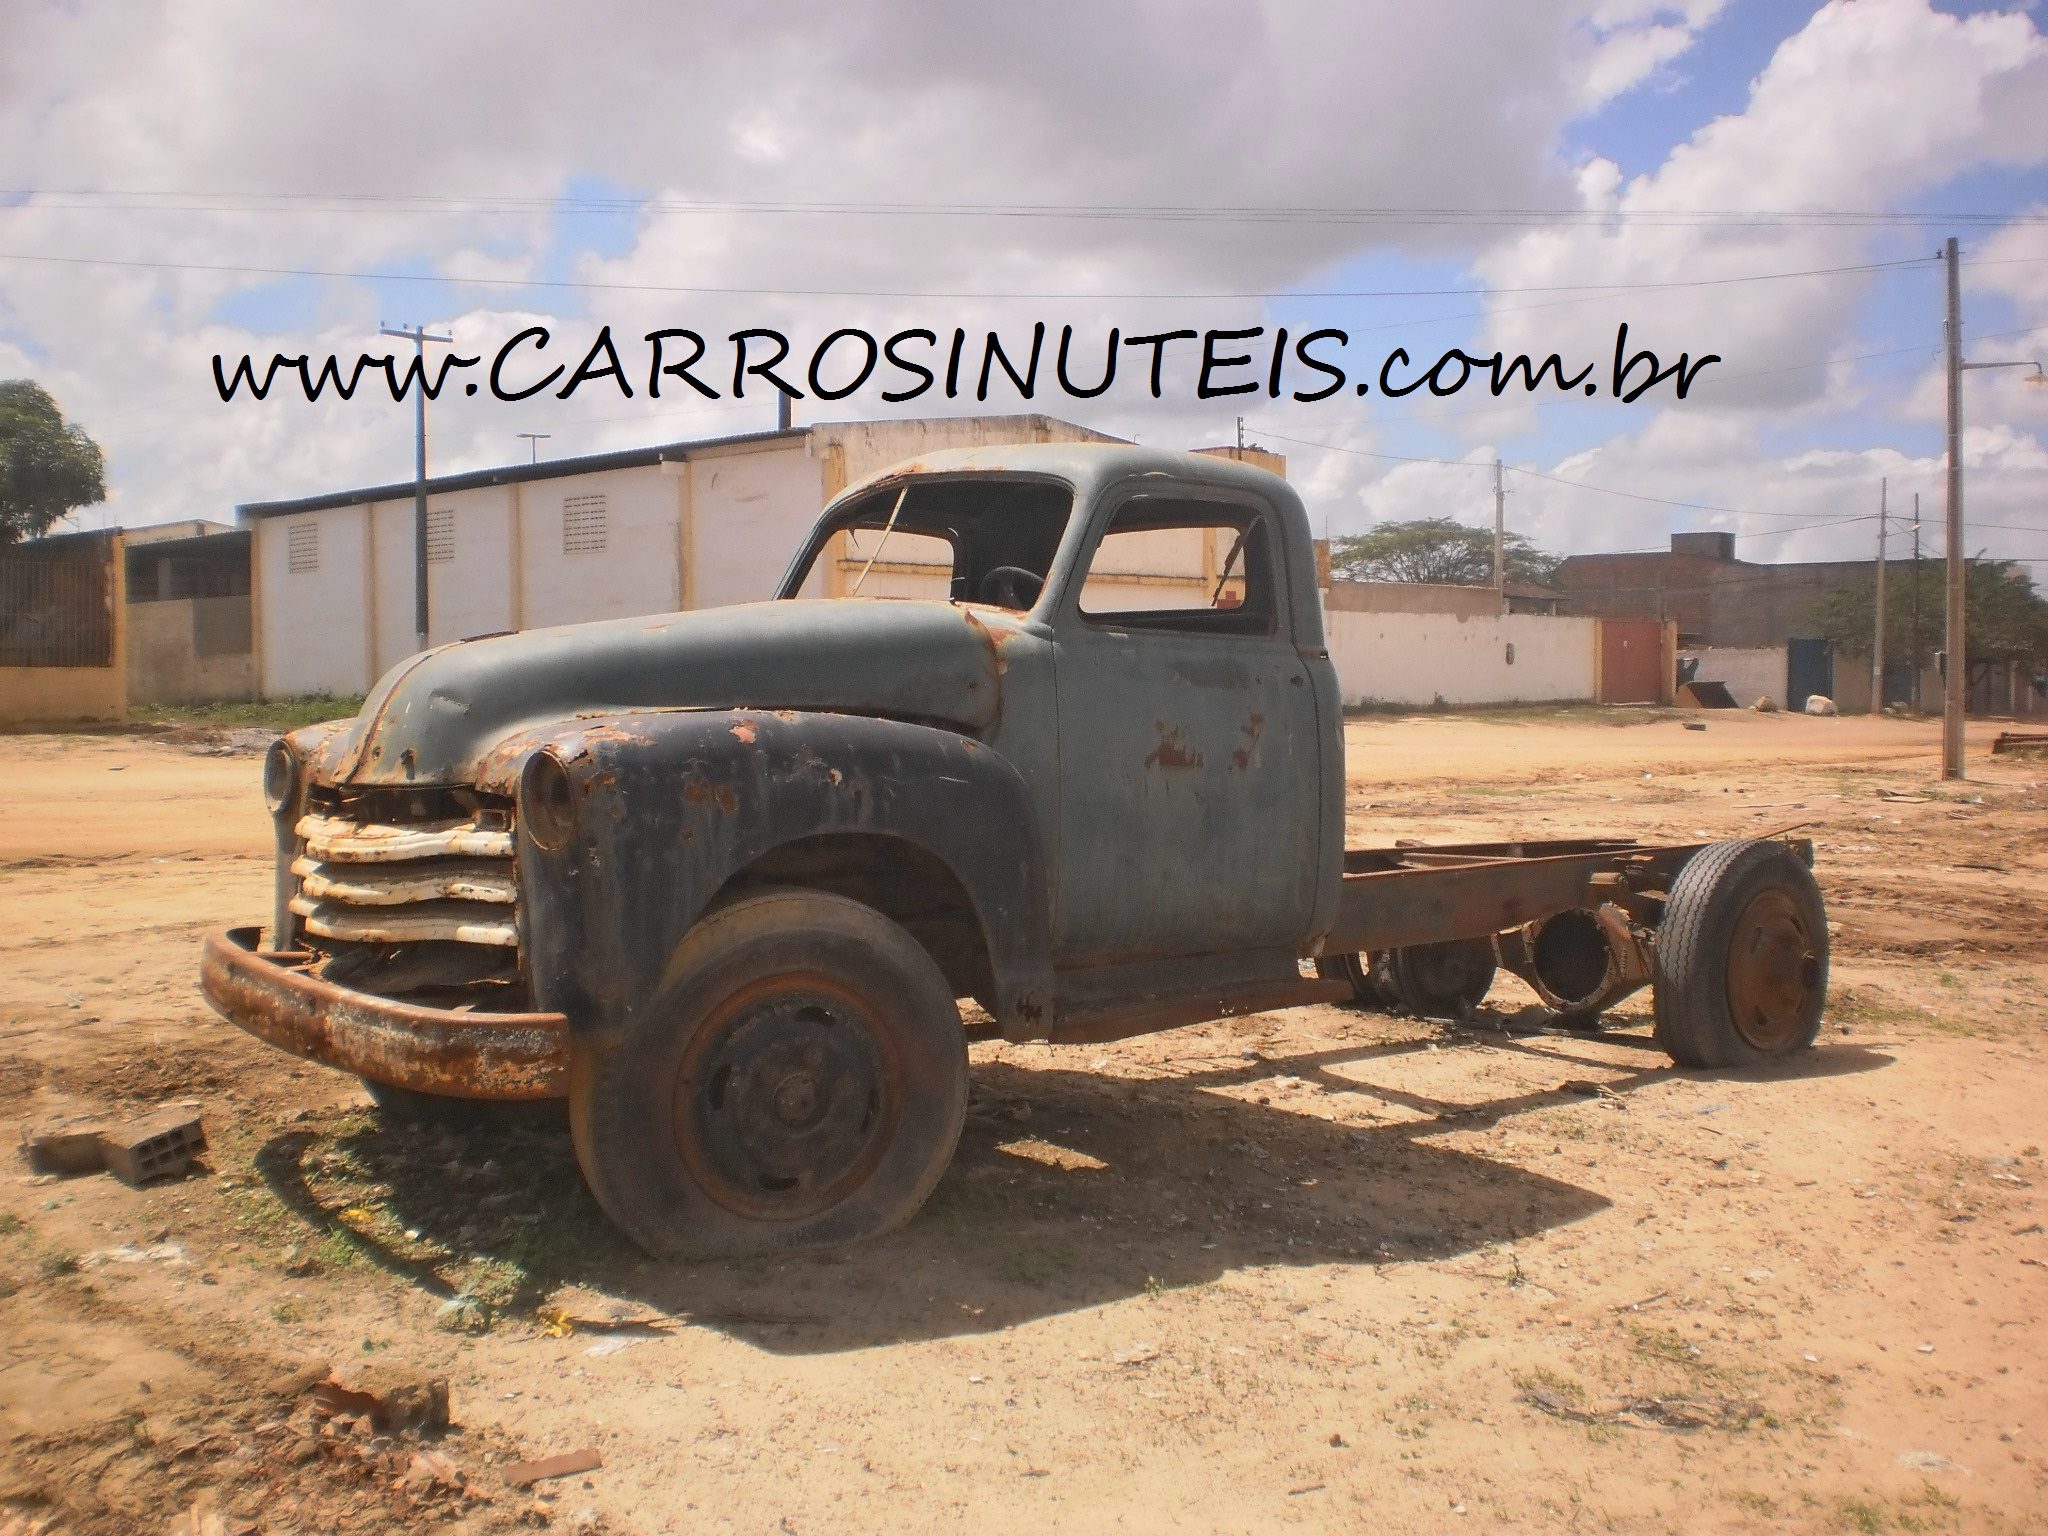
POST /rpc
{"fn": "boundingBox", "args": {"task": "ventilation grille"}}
[563,494,608,554]
[287,522,319,574]
[426,507,454,564]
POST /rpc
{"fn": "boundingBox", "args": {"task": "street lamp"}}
[1939,235,2047,780]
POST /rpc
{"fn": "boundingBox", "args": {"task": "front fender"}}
[492,710,1053,1042]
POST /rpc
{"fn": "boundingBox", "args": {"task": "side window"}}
[1078,497,1277,635]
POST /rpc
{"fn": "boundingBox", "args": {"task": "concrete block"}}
[98,1107,207,1186]
[21,1115,113,1175]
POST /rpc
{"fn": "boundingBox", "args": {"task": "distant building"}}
[1551,530,1887,649]
[236,415,1129,699]
[123,521,254,706]
[1553,530,2041,716]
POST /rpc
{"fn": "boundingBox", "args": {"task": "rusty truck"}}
[201,443,1831,1256]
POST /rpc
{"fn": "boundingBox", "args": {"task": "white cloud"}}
[0,0,2040,590]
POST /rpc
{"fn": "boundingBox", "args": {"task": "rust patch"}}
[958,608,1011,679]
[730,720,758,745]
[682,774,740,815]
[199,927,567,1100]
[1144,725,1204,771]
[1230,712,1265,770]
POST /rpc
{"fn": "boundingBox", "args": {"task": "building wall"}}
[1324,580,1502,618]
[1690,645,1787,709]
[815,414,1120,490]
[516,464,683,632]
[1325,610,1596,708]
[0,665,125,724]
[127,595,255,705]
[687,444,826,607]
[256,504,371,697]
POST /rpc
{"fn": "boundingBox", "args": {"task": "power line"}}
[0,249,1948,302]
[5,188,2044,230]
[1252,428,1874,524]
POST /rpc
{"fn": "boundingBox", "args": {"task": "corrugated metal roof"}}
[235,426,804,521]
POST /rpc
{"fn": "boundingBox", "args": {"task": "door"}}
[1050,493,1324,966]
[1598,619,1665,703]
[1787,637,1833,711]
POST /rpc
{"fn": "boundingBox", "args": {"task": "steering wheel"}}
[978,565,1044,610]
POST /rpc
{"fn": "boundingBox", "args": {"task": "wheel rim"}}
[673,974,902,1221]
[1394,939,1496,1018]
[1724,887,1822,1052]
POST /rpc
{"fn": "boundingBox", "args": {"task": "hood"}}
[303,598,1012,789]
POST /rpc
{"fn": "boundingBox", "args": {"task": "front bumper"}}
[199,927,569,1101]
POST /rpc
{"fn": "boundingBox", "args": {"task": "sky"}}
[2,0,2046,580]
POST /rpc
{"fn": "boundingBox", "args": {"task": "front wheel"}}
[569,889,969,1258]
[1653,839,1828,1068]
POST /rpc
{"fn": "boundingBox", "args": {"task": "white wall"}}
[1691,645,1785,710]
[257,505,370,698]
[519,464,682,631]
[1326,609,1596,707]
[689,445,826,607]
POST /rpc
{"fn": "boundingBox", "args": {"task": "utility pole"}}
[1910,494,1922,713]
[1939,234,2048,778]
[1871,478,1887,715]
[517,432,551,464]
[380,322,454,656]
[1235,416,1245,459]
[1491,457,1506,612]
[1942,239,1966,778]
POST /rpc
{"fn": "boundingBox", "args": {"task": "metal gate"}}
[1786,637,1833,712]
[0,555,113,667]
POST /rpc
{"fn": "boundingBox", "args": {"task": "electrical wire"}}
[0,249,1948,302]
[5,189,2044,230]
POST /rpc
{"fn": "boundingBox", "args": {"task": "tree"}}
[1330,517,1559,586]
[0,380,107,544]
[1808,559,2048,675]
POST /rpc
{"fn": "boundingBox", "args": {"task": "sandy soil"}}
[1,711,2044,1534]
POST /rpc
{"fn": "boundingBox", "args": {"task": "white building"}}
[242,414,1144,698]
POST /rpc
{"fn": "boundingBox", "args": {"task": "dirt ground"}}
[1,710,2044,1535]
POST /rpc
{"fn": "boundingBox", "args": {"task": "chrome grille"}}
[289,811,518,948]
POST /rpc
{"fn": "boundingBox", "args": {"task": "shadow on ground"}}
[251,1029,1892,1355]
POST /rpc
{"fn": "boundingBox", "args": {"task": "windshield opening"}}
[785,477,1073,611]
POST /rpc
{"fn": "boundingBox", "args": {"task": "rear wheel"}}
[569,889,968,1258]
[1386,938,1498,1021]
[1315,951,1389,1010]
[1653,839,1828,1069]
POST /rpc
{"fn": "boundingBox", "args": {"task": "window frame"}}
[1064,487,1285,640]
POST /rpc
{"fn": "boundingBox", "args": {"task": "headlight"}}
[262,738,298,815]
[520,749,577,851]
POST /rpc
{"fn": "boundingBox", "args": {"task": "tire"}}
[1386,938,1498,1021]
[1652,839,1829,1069]
[569,889,969,1258]
[1315,951,1388,1010]
[361,1079,567,1131]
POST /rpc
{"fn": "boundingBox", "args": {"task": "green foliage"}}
[131,693,365,733]
[1330,517,1558,586]
[1808,559,2048,667]
[0,380,107,544]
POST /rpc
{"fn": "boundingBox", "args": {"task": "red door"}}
[1599,619,1665,704]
